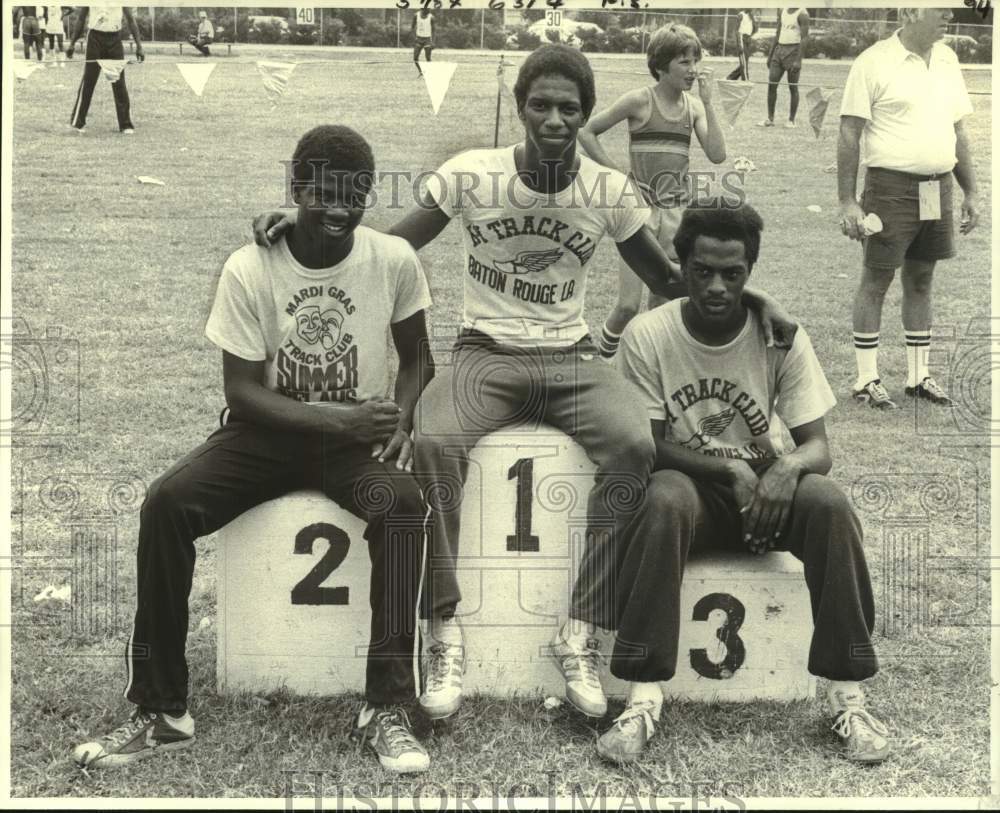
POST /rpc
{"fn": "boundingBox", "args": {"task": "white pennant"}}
[257,61,296,103]
[13,61,43,81]
[176,62,217,97]
[420,61,457,115]
[98,59,127,82]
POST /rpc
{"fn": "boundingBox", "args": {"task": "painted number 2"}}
[291,522,350,605]
[506,457,539,552]
[689,592,746,679]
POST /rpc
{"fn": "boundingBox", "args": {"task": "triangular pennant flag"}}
[176,62,217,97]
[257,60,296,103]
[98,59,127,82]
[420,61,457,115]
[13,61,43,81]
[807,86,832,138]
[716,79,754,128]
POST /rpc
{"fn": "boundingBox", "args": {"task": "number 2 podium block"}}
[217,427,815,702]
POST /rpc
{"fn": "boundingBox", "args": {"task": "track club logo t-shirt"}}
[617,300,836,460]
[205,226,431,404]
[427,145,649,347]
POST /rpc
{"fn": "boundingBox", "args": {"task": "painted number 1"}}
[689,592,746,679]
[506,457,539,552]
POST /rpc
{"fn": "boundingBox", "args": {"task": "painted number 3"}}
[689,593,746,679]
[291,522,351,605]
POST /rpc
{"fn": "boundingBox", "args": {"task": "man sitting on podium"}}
[606,199,891,766]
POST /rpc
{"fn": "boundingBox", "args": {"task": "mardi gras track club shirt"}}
[427,145,650,347]
[618,300,836,461]
[205,226,431,404]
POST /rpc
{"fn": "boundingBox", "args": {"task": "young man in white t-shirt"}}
[410,9,434,75]
[252,45,795,725]
[608,200,891,766]
[72,126,436,774]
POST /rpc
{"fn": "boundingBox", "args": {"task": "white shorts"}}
[645,205,684,262]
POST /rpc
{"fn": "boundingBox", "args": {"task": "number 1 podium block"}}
[217,427,815,702]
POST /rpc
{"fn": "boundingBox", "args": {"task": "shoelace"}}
[831,707,889,741]
[104,711,154,748]
[375,709,421,753]
[613,701,657,737]
[868,381,891,401]
[426,643,462,693]
[562,638,603,690]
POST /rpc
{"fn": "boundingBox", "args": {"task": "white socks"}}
[430,615,463,648]
[628,682,663,719]
[905,330,931,387]
[827,680,863,713]
[853,331,879,389]
[560,618,597,650]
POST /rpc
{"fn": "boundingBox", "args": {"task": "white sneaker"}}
[757,119,774,128]
[419,641,465,720]
[785,120,797,129]
[548,633,607,717]
[122,128,135,135]
[829,686,892,763]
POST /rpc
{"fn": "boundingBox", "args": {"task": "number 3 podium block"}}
[217,427,815,702]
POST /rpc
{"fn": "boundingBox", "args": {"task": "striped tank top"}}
[627,87,693,209]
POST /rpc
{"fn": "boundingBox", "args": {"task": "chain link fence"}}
[130,7,993,64]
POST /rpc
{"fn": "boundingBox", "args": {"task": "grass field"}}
[8,44,993,801]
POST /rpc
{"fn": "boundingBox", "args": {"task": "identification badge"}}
[918,180,941,220]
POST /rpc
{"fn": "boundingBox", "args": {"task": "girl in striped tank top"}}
[579,23,728,359]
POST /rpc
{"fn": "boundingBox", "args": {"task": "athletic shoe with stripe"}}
[596,701,658,764]
[73,708,194,769]
[548,634,607,718]
[350,705,430,774]
[852,379,898,410]
[419,642,465,720]
[905,376,954,406]
[830,688,892,764]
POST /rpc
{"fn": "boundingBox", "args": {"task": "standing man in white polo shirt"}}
[67,5,145,134]
[838,8,979,410]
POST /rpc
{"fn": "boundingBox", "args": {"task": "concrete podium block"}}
[217,426,815,702]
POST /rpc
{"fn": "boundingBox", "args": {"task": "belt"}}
[868,167,953,182]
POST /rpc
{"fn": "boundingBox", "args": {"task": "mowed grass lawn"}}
[9,46,992,800]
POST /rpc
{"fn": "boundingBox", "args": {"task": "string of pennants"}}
[13,55,835,135]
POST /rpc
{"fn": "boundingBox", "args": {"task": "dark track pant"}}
[609,467,878,683]
[187,34,212,56]
[412,331,655,624]
[124,420,428,713]
[726,35,752,81]
[71,29,133,131]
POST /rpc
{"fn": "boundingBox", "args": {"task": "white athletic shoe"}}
[548,633,607,717]
[784,120,797,129]
[122,128,135,135]
[419,641,465,720]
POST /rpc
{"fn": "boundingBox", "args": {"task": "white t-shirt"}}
[415,13,433,38]
[777,8,807,44]
[42,6,61,29]
[738,12,754,38]
[205,226,432,404]
[840,31,973,175]
[617,300,835,461]
[89,5,122,32]
[427,145,649,347]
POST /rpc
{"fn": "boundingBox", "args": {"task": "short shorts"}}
[860,167,955,271]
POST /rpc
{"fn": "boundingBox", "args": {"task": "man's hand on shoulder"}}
[253,210,297,247]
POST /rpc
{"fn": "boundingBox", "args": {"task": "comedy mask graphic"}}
[295,304,344,350]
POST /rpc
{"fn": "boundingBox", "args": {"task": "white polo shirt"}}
[840,30,973,175]
[89,5,123,32]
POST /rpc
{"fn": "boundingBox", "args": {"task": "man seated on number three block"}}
[604,200,891,765]
[72,125,437,774]
[251,45,797,724]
